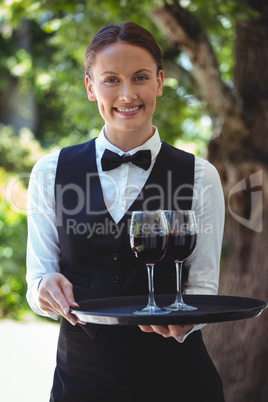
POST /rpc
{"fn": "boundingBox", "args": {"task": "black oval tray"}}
[70,294,267,325]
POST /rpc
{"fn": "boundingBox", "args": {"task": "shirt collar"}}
[95,125,162,169]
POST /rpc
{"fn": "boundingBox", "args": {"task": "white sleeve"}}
[176,157,225,343]
[185,157,225,295]
[26,151,60,320]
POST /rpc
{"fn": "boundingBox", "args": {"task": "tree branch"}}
[151,0,247,133]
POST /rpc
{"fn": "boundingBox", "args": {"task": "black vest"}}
[55,138,194,302]
[51,142,227,402]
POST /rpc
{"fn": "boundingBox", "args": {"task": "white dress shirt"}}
[26,126,225,342]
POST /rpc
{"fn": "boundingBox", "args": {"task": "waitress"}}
[26,22,225,401]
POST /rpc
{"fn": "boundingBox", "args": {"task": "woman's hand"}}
[38,272,82,326]
[139,324,197,340]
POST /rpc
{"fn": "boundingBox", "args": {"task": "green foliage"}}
[0,169,28,319]
[0,125,46,173]
[0,126,53,319]
[0,0,256,150]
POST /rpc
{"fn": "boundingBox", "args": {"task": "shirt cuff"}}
[175,323,206,343]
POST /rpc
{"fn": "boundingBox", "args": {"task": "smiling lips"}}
[113,105,143,115]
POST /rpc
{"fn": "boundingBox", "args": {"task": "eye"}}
[135,75,148,82]
[104,77,119,84]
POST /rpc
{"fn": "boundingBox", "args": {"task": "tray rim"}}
[70,294,267,326]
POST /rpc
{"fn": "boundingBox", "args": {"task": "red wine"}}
[132,233,168,264]
[166,232,196,262]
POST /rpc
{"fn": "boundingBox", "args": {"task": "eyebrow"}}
[101,68,153,76]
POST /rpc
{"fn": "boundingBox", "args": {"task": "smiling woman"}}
[85,41,164,151]
[83,22,165,151]
[26,21,225,402]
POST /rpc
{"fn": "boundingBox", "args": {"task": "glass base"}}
[164,302,197,312]
[134,305,171,315]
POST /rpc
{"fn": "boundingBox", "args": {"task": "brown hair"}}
[84,22,163,77]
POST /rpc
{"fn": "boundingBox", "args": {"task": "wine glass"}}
[130,210,170,315]
[164,210,198,311]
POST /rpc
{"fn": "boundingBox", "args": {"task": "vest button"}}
[112,275,120,283]
[112,253,118,261]
[112,229,118,236]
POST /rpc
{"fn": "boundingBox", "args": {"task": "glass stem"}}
[175,261,184,304]
[146,264,157,309]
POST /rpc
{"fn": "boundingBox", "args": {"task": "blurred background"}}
[0,1,267,401]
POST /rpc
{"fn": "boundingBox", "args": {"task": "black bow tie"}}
[101,149,151,172]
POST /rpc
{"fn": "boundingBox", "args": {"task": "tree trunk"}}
[152,2,268,401]
[205,13,268,402]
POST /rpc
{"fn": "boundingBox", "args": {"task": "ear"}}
[85,74,97,101]
[156,70,164,97]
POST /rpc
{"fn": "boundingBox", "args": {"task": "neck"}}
[104,124,154,152]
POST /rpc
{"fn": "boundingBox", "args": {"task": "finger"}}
[39,291,63,316]
[150,325,170,337]
[46,285,71,316]
[55,281,80,326]
[63,302,85,326]
[167,325,184,338]
[78,320,87,326]
[166,324,196,338]
[60,277,79,309]
[139,325,154,333]
[64,311,78,326]
[183,324,196,331]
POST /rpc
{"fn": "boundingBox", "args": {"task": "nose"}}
[118,82,138,103]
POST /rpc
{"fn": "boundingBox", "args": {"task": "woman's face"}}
[85,41,164,141]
